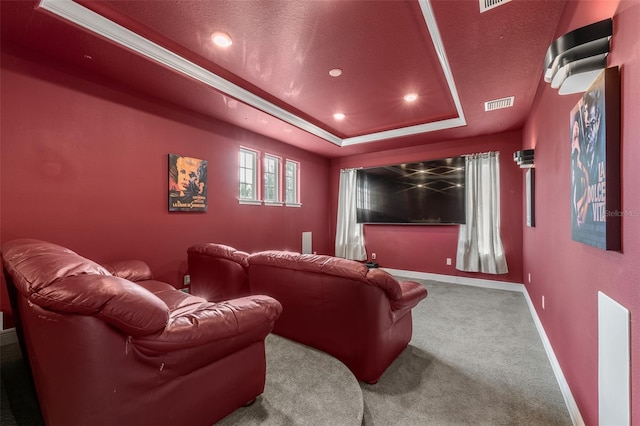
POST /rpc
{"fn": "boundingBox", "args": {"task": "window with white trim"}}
[239,148,258,202]
[238,148,300,206]
[285,160,300,205]
[263,154,281,203]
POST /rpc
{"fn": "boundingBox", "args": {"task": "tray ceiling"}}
[1,0,566,157]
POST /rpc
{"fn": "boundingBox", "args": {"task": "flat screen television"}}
[356,156,466,225]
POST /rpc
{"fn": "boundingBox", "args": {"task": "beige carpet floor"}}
[359,280,572,425]
[217,334,363,425]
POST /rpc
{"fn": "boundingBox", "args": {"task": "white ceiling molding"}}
[341,117,466,146]
[38,0,343,146]
[416,0,466,124]
[343,0,467,146]
[39,0,466,147]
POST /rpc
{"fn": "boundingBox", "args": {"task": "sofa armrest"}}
[134,295,283,352]
[390,280,428,315]
[365,268,402,300]
[131,295,282,377]
[102,260,153,282]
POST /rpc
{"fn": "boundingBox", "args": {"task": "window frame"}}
[285,159,301,207]
[238,148,301,207]
[238,147,261,204]
[263,154,283,205]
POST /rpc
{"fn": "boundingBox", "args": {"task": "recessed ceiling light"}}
[212,32,232,48]
[333,113,345,120]
[329,68,343,77]
[404,93,419,102]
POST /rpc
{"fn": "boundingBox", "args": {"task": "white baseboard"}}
[385,268,584,426]
[1,327,18,347]
[522,291,585,426]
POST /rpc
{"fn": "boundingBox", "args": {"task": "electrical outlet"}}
[542,295,545,310]
[446,258,452,265]
[183,274,191,286]
[371,253,377,260]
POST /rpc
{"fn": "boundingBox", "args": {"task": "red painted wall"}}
[330,131,524,284]
[522,1,640,423]
[0,45,332,324]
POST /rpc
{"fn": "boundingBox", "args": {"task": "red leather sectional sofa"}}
[1,239,282,426]
[188,243,428,384]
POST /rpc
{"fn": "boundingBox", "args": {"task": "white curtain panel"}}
[456,152,508,274]
[335,168,367,261]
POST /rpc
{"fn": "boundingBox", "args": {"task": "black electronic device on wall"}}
[356,156,466,225]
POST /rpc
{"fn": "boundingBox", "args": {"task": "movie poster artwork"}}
[169,154,207,212]
[569,70,617,250]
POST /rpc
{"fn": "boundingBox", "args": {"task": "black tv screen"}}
[356,156,466,225]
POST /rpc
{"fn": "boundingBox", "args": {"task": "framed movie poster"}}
[168,154,208,212]
[570,67,620,250]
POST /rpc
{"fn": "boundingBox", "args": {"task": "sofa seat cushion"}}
[136,280,206,315]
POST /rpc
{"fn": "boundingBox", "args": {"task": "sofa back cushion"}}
[2,239,169,336]
[248,251,402,301]
[103,260,153,282]
[30,275,169,336]
[2,239,110,295]
[187,243,249,267]
[248,251,369,281]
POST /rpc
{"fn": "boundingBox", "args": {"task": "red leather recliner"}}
[187,243,428,384]
[2,239,282,426]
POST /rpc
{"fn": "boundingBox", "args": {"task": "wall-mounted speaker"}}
[513,149,534,168]
[544,19,612,95]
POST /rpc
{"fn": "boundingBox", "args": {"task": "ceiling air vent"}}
[484,96,514,112]
[480,0,511,13]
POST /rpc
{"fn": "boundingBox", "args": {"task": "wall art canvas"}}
[570,67,620,250]
[169,154,207,212]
